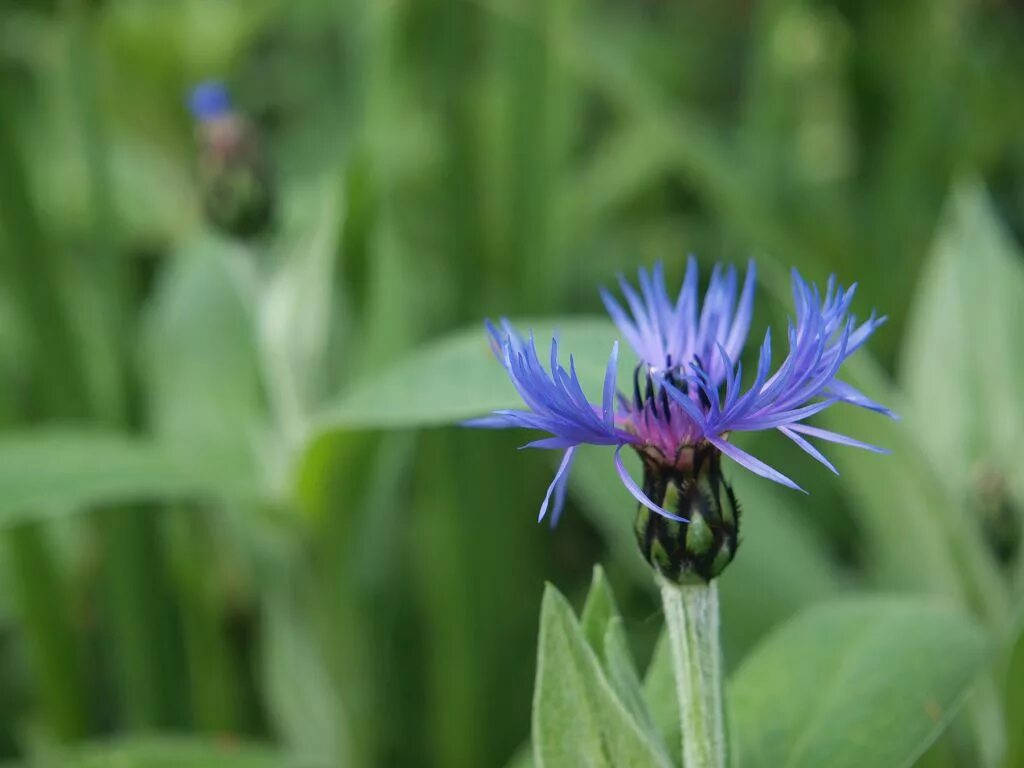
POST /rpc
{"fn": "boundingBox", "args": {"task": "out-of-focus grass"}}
[0,0,1022,766]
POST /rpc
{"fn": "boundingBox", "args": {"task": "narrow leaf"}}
[0,428,259,527]
[901,183,1024,497]
[48,737,321,768]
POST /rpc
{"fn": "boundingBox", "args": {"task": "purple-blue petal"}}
[471,320,631,449]
[614,446,688,522]
[707,269,892,443]
[539,447,576,525]
[787,423,890,454]
[708,436,806,493]
[778,426,838,474]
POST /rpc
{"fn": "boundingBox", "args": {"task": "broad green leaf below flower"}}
[729,597,989,768]
[580,567,667,756]
[533,584,671,768]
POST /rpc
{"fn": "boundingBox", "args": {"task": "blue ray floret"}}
[468,258,894,530]
[188,80,233,122]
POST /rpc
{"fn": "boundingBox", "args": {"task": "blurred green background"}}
[1,0,1024,766]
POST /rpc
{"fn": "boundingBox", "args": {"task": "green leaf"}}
[260,180,344,430]
[0,428,259,527]
[262,586,348,765]
[40,737,320,768]
[819,356,1008,625]
[580,565,621,654]
[141,236,267,489]
[533,584,670,768]
[730,597,989,768]
[315,318,622,431]
[642,632,677,756]
[900,182,1024,497]
[579,567,667,756]
[603,618,667,760]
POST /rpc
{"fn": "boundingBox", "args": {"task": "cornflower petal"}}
[600,289,645,363]
[709,270,894,447]
[730,396,839,431]
[605,258,755,385]
[539,447,576,524]
[787,423,890,454]
[826,380,898,419]
[707,436,805,493]
[614,445,688,522]
[778,426,838,474]
[676,256,700,357]
[724,261,757,360]
[471,320,630,448]
[522,437,580,450]
[602,342,619,426]
[662,381,708,429]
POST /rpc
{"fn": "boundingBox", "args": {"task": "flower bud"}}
[974,469,1021,567]
[633,446,740,584]
[188,82,275,239]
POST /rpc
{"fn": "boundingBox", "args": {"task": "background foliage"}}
[0,0,1023,766]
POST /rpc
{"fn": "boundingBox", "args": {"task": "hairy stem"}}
[659,577,726,768]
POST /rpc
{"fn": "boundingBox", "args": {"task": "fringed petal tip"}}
[614,446,689,522]
[708,435,806,494]
[779,426,839,475]
[537,447,576,526]
[474,318,628,453]
[878,405,901,422]
[602,257,756,386]
[462,415,512,429]
[826,380,899,421]
[787,423,890,455]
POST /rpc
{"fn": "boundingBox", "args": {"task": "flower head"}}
[186,81,275,239]
[468,258,893,581]
[188,81,233,122]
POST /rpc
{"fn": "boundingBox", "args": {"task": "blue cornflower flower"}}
[188,81,233,122]
[186,80,275,239]
[469,258,892,581]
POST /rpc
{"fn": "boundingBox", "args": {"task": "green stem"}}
[659,577,726,768]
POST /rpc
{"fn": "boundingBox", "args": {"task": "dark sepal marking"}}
[632,445,741,584]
